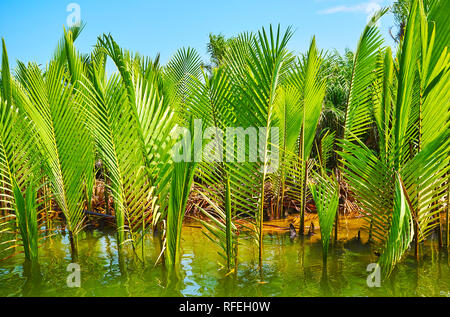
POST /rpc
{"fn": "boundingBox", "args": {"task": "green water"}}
[0,222,448,297]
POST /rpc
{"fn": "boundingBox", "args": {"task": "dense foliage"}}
[0,0,448,280]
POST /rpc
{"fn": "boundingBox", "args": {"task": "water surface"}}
[0,218,448,297]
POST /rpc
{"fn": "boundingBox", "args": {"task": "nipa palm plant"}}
[340,0,449,277]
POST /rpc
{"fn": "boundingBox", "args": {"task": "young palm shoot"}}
[310,131,339,265]
[285,37,327,235]
[12,180,39,263]
[165,118,199,268]
[309,171,339,265]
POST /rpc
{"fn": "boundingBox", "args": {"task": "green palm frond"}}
[288,37,327,162]
[81,69,151,249]
[275,85,303,155]
[12,179,39,262]
[184,66,239,271]
[343,9,386,142]
[393,1,422,163]
[133,75,176,227]
[378,174,414,277]
[96,35,177,246]
[317,130,335,174]
[415,2,450,150]
[224,25,294,270]
[53,22,86,65]
[0,41,43,259]
[14,60,93,255]
[372,47,393,156]
[340,0,449,273]
[309,170,339,263]
[272,85,303,218]
[339,137,394,252]
[164,47,203,111]
[283,37,327,234]
[165,117,198,267]
[63,29,96,209]
[1,39,12,106]
[1,40,42,195]
[401,132,449,243]
[426,0,450,72]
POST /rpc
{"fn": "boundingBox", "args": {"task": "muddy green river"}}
[0,218,448,297]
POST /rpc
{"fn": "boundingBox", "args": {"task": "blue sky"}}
[0,0,396,70]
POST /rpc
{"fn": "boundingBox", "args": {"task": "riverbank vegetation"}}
[0,0,448,283]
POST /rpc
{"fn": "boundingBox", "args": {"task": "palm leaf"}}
[15,60,93,256]
[343,9,386,141]
[378,174,414,277]
[12,179,39,262]
[165,117,198,267]
[309,170,339,263]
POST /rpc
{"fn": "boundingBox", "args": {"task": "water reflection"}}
[0,223,448,297]
[21,261,42,296]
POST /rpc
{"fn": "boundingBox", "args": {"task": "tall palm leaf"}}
[343,9,386,141]
[0,40,43,259]
[185,67,239,271]
[14,60,93,258]
[223,25,294,271]
[272,85,303,218]
[96,35,177,248]
[12,179,39,263]
[165,118,198,267]
[284,37,327,234]
[341,0,449,273]
[81,70,151,250]
[309,170,339,264]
